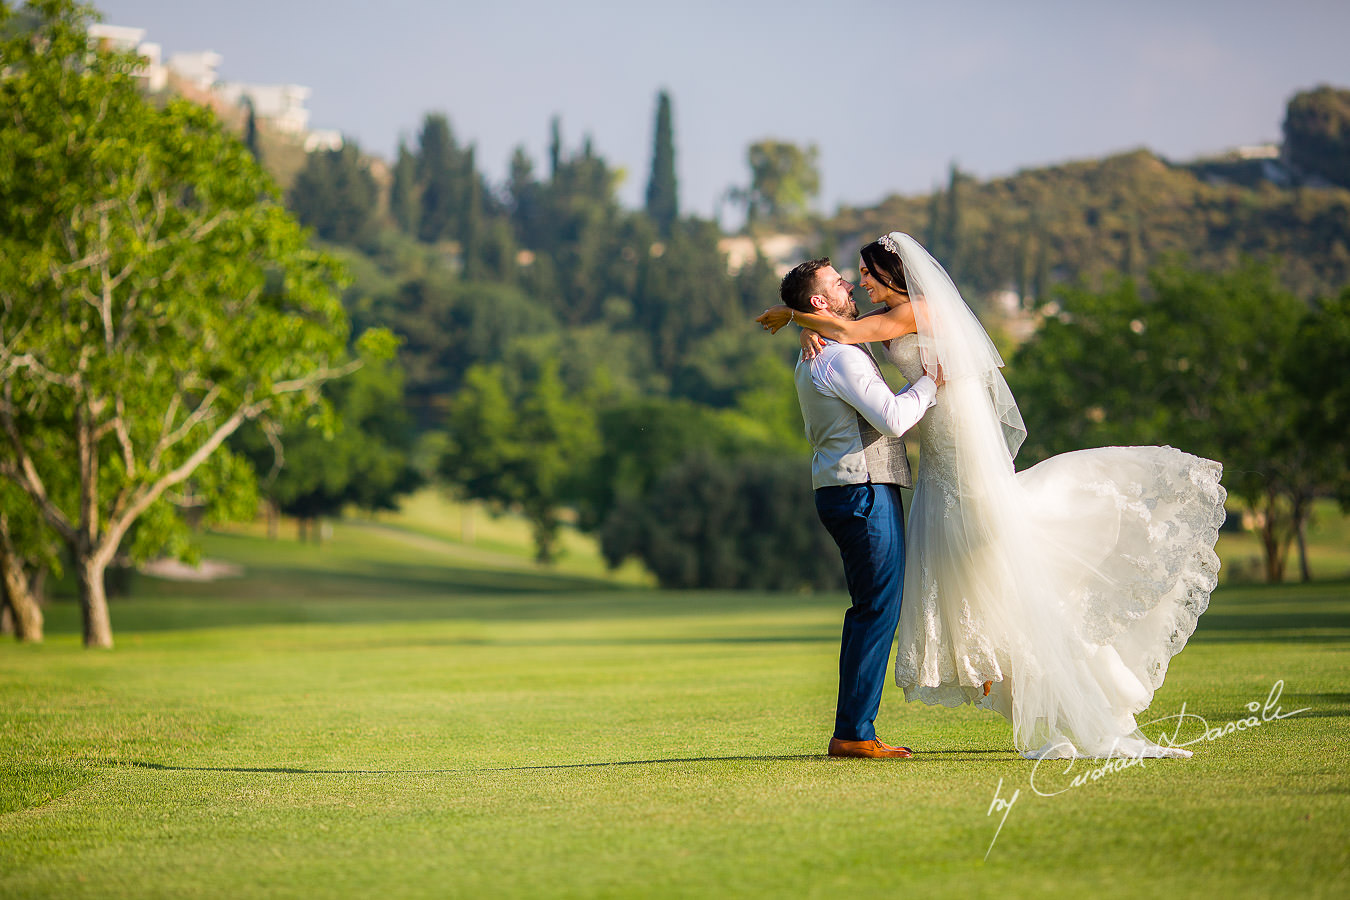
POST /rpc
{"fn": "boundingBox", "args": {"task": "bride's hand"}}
[799,328,825,360]
[755,305,792,334]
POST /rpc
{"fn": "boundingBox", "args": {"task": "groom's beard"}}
[830,297,859,320]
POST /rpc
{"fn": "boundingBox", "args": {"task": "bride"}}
[756,232,1226,759]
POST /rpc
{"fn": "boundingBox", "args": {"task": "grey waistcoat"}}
[794,346,914,490]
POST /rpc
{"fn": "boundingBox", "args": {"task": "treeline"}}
[277,95,827,576]
[1011,263,1350,584]
[4,0,1349,649]
[276,85,1350,590]
[2,1,845,651]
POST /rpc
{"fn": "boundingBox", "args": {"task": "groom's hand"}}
[755,305,792,334]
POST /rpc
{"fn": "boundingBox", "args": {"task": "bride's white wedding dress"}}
[875,234,1225,760]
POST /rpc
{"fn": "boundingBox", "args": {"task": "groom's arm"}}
[815,348,937,437]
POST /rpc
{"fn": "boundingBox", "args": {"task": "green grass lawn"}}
[2,521,1348,899]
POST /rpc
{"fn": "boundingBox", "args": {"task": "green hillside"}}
[829,149,1350,306]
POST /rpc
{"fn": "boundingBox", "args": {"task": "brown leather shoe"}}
[828,737,914,758]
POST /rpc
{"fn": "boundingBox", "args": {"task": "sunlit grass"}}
[367,486,655,585]
[1,522,1347,898]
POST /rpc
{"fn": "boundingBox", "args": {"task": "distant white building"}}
[89,24,336,152]
[87,22,144,52]
[216,82,312,134]
[304,130,344,153]
[719,233,815,276]
[88,24,167,92]
[167,50,223,92]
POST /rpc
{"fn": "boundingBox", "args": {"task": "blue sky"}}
[96,0,1350,219]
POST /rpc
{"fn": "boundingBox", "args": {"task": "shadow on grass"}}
[1190,582,1350,644]
[119,749,1021,775]
[135,562,629,601]
[1193,614,1350,643]
[41,589,836,637]
[45,558,1349,640]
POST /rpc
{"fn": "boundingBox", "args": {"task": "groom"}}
[779,259,937,759]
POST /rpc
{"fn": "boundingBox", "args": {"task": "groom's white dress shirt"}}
[795,342,937,490]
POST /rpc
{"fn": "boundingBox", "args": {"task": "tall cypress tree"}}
[1034,229,1051,305]
[507,145,539,246]
[416,113,461,243]
[942,162,962,280]
[925,186,942,255]
[461,145,483,280]
[1015,225,1030,308]
[645,90,678,236]
[242,97,261,161]
[287,142,377,246]
[390,139,420,235]
[548,117,562,181]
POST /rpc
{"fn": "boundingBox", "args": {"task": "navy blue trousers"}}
[814,482,906,742]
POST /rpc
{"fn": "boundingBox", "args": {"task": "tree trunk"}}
[528,504,559,565]
[0,515,43,642]
[0,564,43,642]
[1258,516,1287,583]
[0,594,12,637]
[75,552,114,649]
[1295,510,1312,583]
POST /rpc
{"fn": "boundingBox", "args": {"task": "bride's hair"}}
[859,241,908,296]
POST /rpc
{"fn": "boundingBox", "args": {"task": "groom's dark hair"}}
[779,258,832,312]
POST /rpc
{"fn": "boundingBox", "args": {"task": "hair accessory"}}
[877,233,901,256]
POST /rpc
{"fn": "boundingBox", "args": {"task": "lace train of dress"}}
[885,334,1225,759]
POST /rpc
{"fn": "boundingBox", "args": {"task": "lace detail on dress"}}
[1054,450,1224,685]
[881,335,1225,758]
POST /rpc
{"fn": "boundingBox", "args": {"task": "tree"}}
[548,116,562,180]
[0,482,57,642]
[941,162,965,280]
[369,276,557,424]
[389,140,420,235]
[645,90,678,236]
[288,141,378,246]
[601,454,844,590]
[242,96,261,162]
[632,219,741,374]
[1011,260,1315,582]
[234,349,421,541]
[507,145,542,246]
[1285,285,1350,577]
[532,128,627,325]
[441,360,599,563]
[1283,85,1350,189]
[0,0,366,647]
[460,145,484,279]
[415,113,468,244]
[739,140,820,228]
[925,186,942,252]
